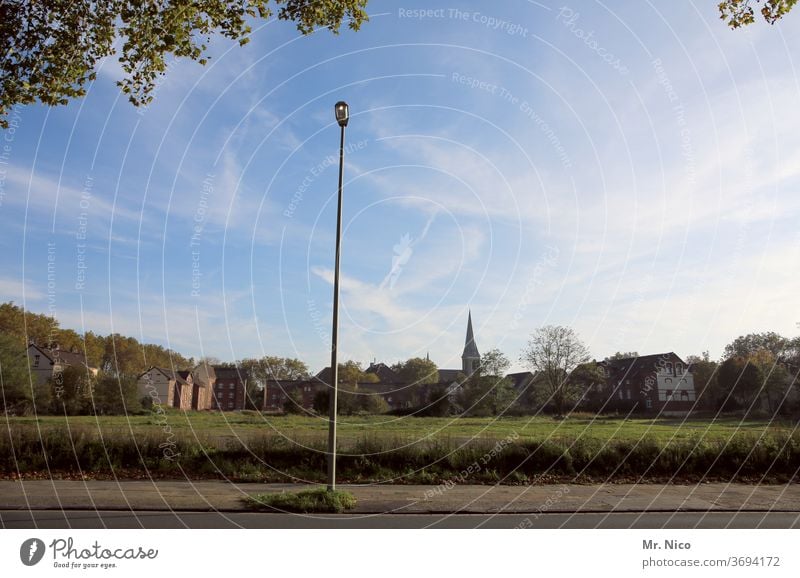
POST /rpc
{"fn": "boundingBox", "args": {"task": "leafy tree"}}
[239,356,308,409]
[314,361,379,415]
[605,351,639,361]
[283,388,306,414]
[394,357,439,384]
[0,333,40,414]
[256,356,309,381]
[49,365,95,415]
[568,361,606,412]
[719,0,797,28]
[520,325,592,417]
[723,332,789,360]
[686,351,718,410]
[312,389,329,414]
[748,349,791,412]
[716,356,764,410]
[458,374,517,417]
[359,392,389,415]
[0,0,370,128]
[423,384,453,417]
[393,357,439,407]
[338,360,366,386]
[479,348,511,377]
[92,372,141,415]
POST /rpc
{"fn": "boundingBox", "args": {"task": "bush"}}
[246,488,356,513]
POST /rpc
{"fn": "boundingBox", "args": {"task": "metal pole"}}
[327,123,346,491]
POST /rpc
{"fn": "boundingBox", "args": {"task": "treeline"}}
[0,301,194,416]
[686,332,800,415]
[0,301,193,374]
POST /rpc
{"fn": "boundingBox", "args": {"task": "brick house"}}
[211,366,248,411]
[596,352,696,416]
[136,366,192,408]
[190,362,215,410]
[262,379,319,412]
[136,362,215,411]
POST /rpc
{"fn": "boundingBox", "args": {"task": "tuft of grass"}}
[245,488,357,513]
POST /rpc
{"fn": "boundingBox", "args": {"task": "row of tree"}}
[2,301,799,418]
[0,302,194,375]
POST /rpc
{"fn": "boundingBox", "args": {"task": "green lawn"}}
[5,411,795,448]
[4,412,797,483]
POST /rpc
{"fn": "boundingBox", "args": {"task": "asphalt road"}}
[2,510,799,529]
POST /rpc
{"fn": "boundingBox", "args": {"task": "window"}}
[626,389,631,400]
[618,390,624,400]
[229,392,234,399]
[645,399,652,409]
[665,378,672,385]
[34,354,40,367]
[675,363,683,375]
[666,390,673,400]
[228,401,234,409]
[665,362,673,374]
[681,390,689,400]
[229,383,235,390]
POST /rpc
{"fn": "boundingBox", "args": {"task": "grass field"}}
[5,411,795,444]
[2,411,799,484]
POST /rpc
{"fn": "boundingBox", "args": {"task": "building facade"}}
[27,343,98,386]
[597,352,696,415]
[212,366,248,411]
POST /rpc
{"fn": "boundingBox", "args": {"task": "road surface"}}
[2,510,799,529]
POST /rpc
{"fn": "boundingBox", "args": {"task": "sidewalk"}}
[1,481,799,514]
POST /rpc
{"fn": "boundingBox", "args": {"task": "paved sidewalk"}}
[1,481,799,514]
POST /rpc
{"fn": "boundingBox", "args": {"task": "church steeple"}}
[461,310,480,376]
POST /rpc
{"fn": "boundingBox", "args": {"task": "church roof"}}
[461,310,480,359]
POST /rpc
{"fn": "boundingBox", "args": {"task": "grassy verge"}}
[2,424,799,483]
[245,488,356,513]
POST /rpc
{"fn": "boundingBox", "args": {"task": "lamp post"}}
[327,100,349,491]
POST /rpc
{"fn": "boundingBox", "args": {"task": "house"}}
[596,352,696,416]
[136,362,216,411]
[189,362,215,410]
[365,361,401,384]
[137,366,189,408]
[27,342,98,386]
[212,366,248,411]
[262,379,319,412]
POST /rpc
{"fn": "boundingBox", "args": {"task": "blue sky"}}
[2,1,799,373]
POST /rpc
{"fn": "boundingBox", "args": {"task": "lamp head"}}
[335,101,349,127]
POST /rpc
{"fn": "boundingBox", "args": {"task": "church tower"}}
[461,310,480,376]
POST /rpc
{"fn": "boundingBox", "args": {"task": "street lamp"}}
[327,100,349,491]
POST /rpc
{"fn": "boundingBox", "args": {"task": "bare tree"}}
[520,325,592,417]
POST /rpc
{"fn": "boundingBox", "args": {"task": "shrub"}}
[246,488,356,513]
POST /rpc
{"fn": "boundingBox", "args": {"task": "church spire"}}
[461,310,480,375]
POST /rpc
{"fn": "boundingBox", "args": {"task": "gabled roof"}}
[28,343,93,369]
[365,362,401,384]
[138,366,191,385]
[314,367,333,386]
[599,352,688,382]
